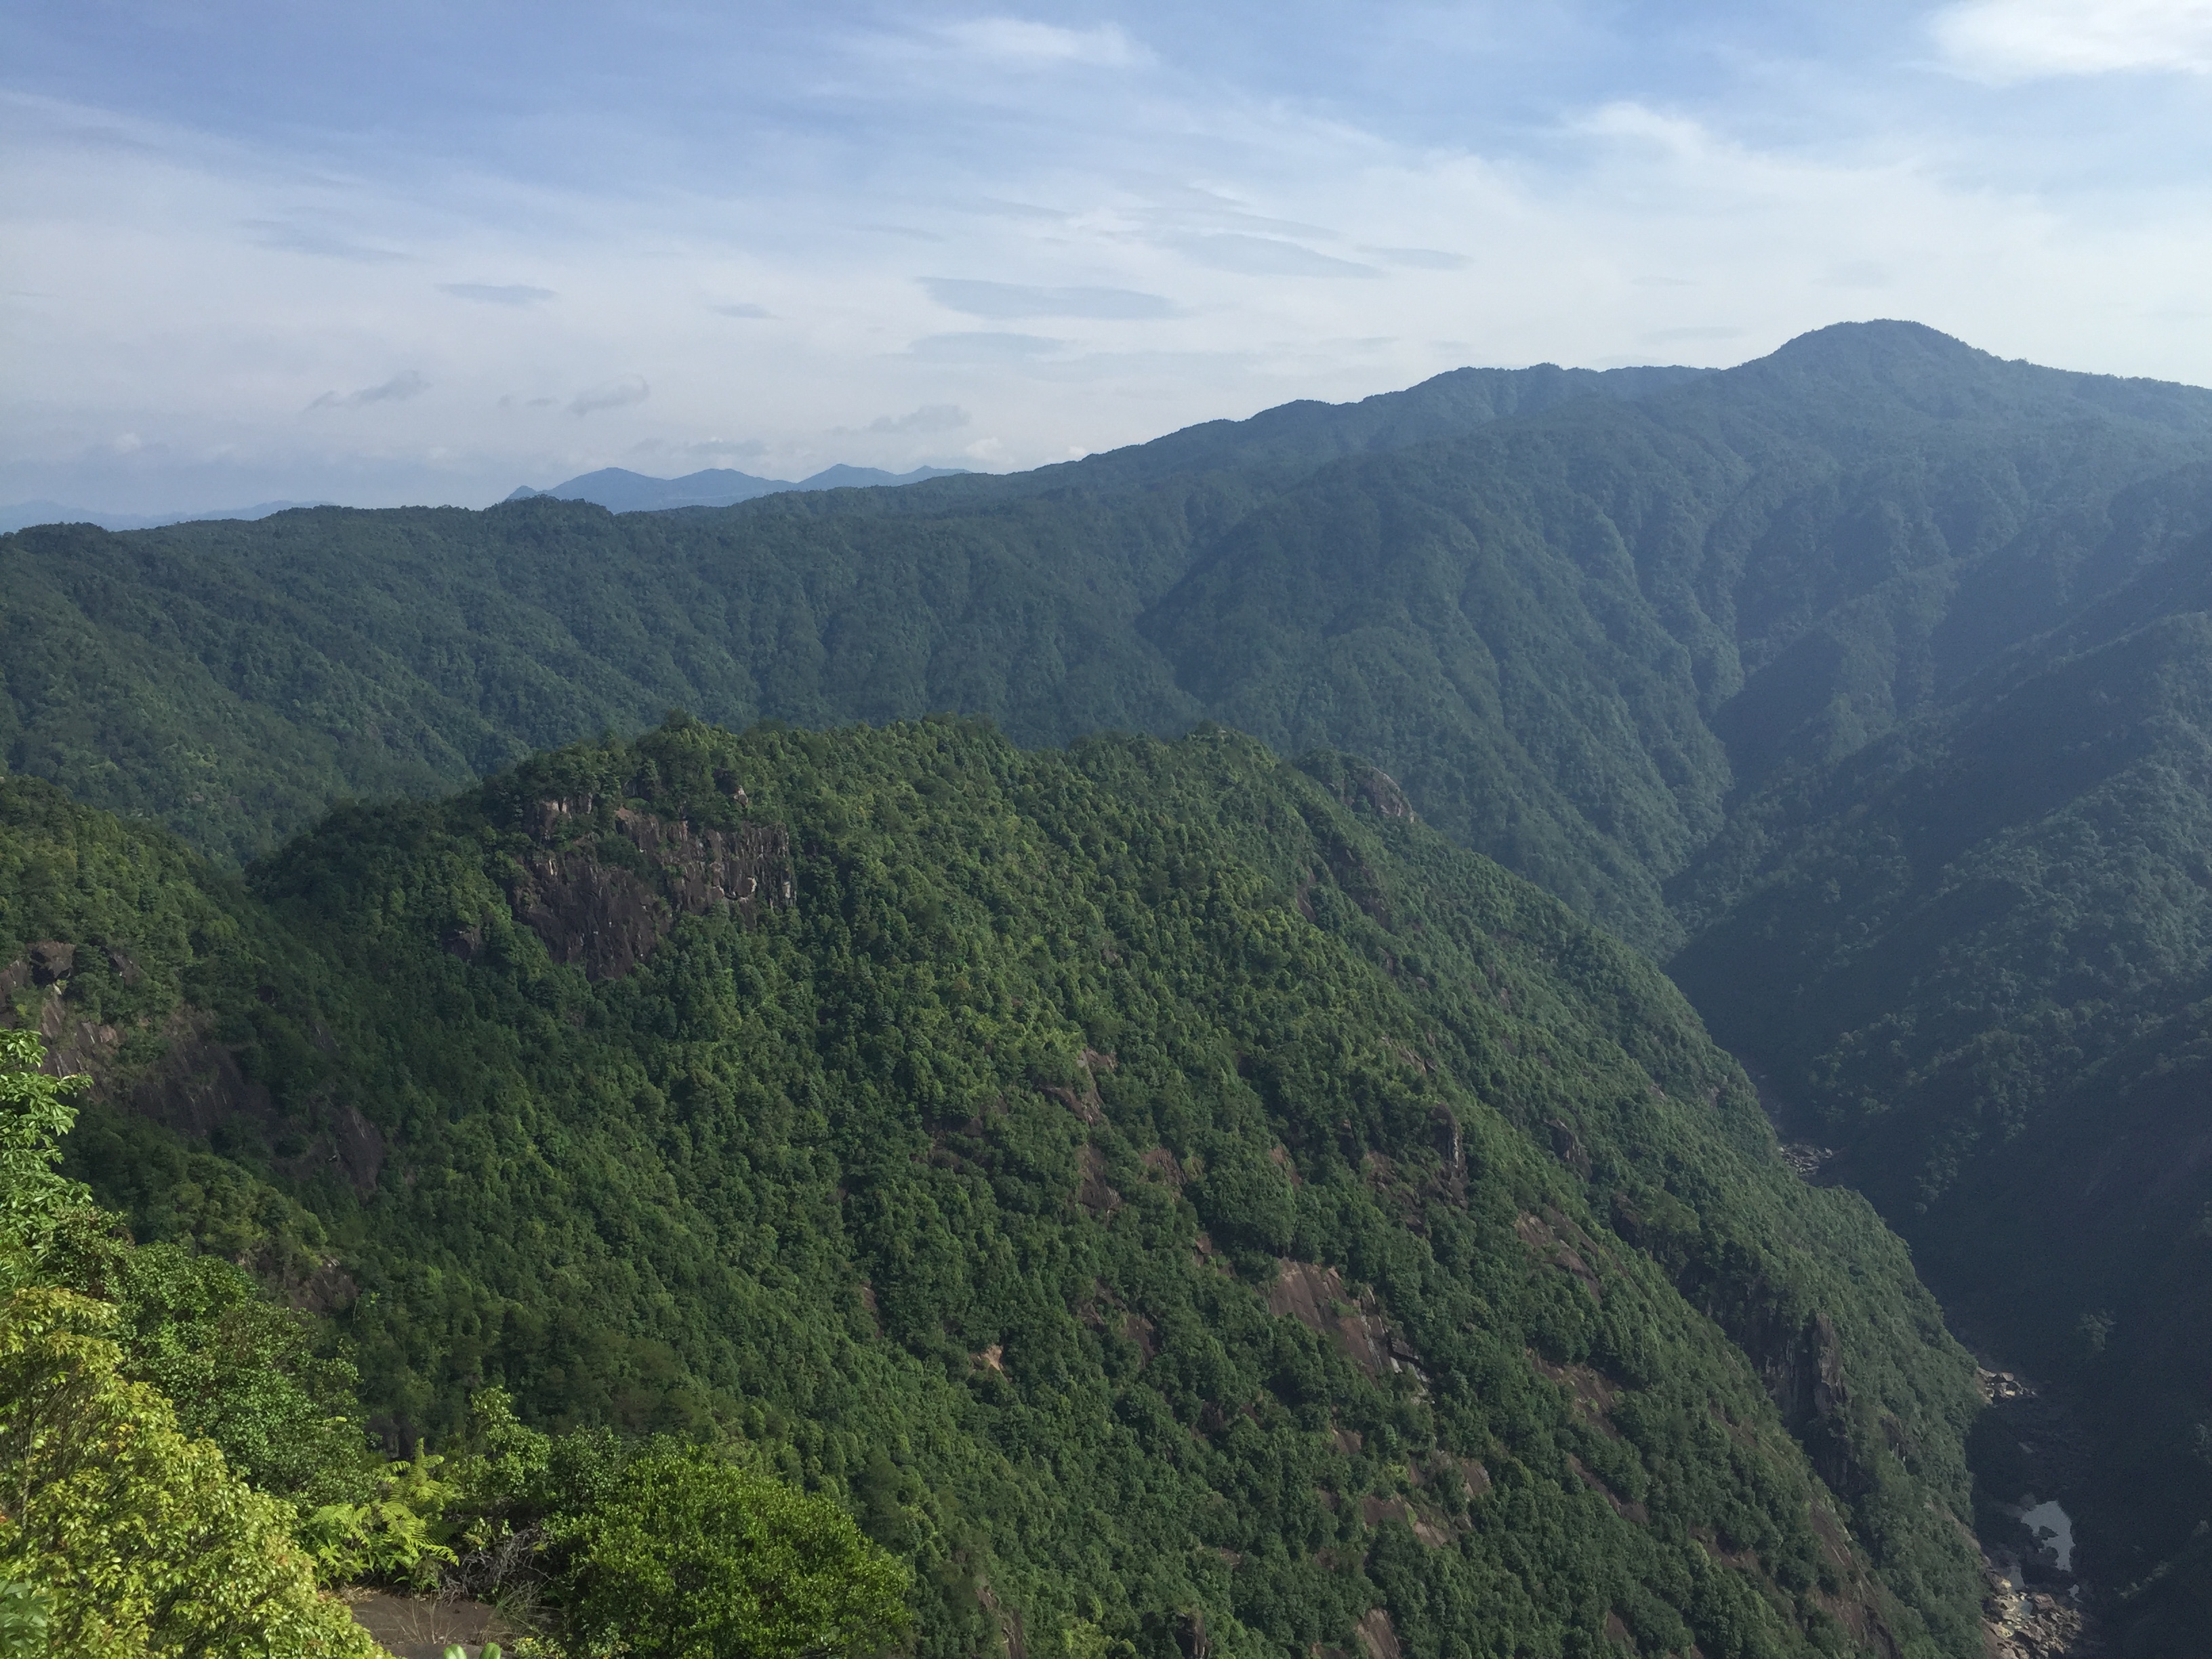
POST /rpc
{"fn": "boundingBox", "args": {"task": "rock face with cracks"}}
[497,796,793,981]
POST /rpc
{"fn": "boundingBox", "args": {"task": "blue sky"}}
[4,1,2210,510]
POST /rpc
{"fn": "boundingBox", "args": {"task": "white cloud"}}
[569,375,649,415]
[1932,0,2212,79]
[8,14,2212,512]
[921,278,1176,319]
[243,218,410,263]
[441,282,555,305]
[906,331,1064,361]
[867,403,970,434]
[308,371,428,410]
[1166,233,1380,279]
[1366,247,1472,271]
[937,18,1149,68]
[626,434,771,466]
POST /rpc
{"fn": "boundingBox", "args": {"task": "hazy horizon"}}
[7,0,2211,513]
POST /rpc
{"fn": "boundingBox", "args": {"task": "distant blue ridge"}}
[0,462,966,535]
[504,463,967,512]
[0,499,331,535]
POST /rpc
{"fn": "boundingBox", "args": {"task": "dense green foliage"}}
[1,1019,914,1657]
[0,1028,378,1658]
[10,320,2212,1642]
[0,363,1700,879]
[9,718,1994,1656]
[5,330,2205,955]
[556,1448,910,1659]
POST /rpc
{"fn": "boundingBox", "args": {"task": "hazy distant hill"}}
[506,462,968,512]
[0,497,329,534]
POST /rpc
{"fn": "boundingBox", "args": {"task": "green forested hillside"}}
[0,1018,904,1658]
[9,719,1988,1657]
[1136,333,2212,952]
[0,361,1698,876]
[9,320,2212,1645]
[7,326,2207,951]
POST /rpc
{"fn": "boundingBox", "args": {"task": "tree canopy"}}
[11,718,1999,1656]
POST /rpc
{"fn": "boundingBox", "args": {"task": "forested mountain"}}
[7,319,2212,1647]
[0,356,1702,872]
[9,719,1990,1656]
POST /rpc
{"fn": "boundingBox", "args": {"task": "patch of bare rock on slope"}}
[489,795,792,981]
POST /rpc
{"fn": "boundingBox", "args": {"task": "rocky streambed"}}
[1975,1366,2103,1658]
[1735,1056,2109,1656]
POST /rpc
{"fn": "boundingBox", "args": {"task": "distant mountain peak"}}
[1744,318,2211,428]
[1783,317,1971,351]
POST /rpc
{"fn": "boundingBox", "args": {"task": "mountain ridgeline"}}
[506,462,971,513]
[0,354,1708,874]
[13,719,1987,1657]
[7,320,2212,1647]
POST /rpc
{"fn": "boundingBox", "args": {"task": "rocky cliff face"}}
[1609,1189,1865,1496]
[497,796,792,981]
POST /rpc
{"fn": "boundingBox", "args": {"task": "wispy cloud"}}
[1168,234,1379,279]
[906,332,1063,362]
[569,375,650,415]
[11,4,2212,510]
[962,199,1069,223]
[243,219,409,263]
[308,371,428,411]
[936,18,1149,68]
[628,434,771,464]
[1932,0,2212,79]
[867,403,970,434]
[440,282,555,306]
[1366,247,1472,271]
[920,279,1176,320]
